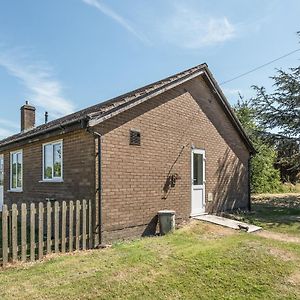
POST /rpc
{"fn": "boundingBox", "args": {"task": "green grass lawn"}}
[0,195,300,299]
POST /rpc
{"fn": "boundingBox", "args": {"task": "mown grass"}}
[0,219,299,299]
[235,194,300,237]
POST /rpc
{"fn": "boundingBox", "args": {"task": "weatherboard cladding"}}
[0,64,254,153]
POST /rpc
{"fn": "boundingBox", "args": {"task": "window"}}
[10,150,23,191]
[193,152,204,185]
[43,140,63,181]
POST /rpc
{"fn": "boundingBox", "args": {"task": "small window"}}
[193,153,204,185]
[10,150,23,191]
[43,140,63,181]
[130,130,141,146]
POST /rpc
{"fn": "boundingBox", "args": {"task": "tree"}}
[251,32,300,183]
[234,97,282,193]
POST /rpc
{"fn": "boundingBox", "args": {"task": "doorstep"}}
[193,214,262,233]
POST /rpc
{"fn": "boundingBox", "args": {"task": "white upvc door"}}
[191,149,206,216]
[0,155,3,210]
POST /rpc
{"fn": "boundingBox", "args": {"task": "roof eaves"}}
[0,117,88,149]
[88,68,206,127]
[202,66,256,154]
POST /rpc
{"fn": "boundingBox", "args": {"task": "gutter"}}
[0,117,89,151]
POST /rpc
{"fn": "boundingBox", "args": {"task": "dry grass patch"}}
[268,247,297,261]
[256,230,300,243]
[287,271,300,286]
[182,220,236,239]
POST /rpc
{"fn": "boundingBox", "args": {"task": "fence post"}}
[69,201,74,252]
[61,201,67,253]
[47,202,52,254]
[54,202,59,253]
[21,203,27,262]
[88,199,93,249]
[38,203,44,260]
[11,204,18,262]
[75,200,81,251]
[2,205,8,266]
[82,200,87,250]
[30,203,36,262]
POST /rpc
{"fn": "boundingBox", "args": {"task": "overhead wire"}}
[220,48,300,85]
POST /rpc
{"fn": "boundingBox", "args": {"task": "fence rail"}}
[1,199,93,266]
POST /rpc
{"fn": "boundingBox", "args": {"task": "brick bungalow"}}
[0,64,255,243]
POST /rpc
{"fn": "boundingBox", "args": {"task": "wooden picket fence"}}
[1,199,94,266]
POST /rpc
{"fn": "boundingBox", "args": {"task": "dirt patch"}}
[111,267,140,281]
[287,271,300,286]
[268,247,297,261]
[256,230,300,243]
[203,223,236,237]
[186,220,236,239]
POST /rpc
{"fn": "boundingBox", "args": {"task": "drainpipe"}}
[248,155,252,211]
[95,132,103,246]
[87,128,103,246]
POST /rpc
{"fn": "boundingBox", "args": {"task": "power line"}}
[220,48,300,85]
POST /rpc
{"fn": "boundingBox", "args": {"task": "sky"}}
[0,0,299,139]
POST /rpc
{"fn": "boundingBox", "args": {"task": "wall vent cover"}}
[130,130,141,146]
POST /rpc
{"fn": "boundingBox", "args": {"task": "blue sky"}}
[0,0,299,139]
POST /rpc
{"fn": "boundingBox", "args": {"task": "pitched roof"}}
[0,63,255,153]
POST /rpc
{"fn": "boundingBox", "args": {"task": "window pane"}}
[44,145,53,179]
[53,143,62,178]
[193,153,203,185]
[12,153,17,189]
[17,152,22,188]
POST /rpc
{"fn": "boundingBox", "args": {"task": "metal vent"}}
[130,130,141,146]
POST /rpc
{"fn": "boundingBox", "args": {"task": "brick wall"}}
[1,130,96,207]
[95,76,250,242]
[0,75,251,244]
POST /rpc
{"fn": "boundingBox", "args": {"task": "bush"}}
[251,143,282,193]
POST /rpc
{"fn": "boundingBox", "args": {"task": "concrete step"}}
[193,214,262,233]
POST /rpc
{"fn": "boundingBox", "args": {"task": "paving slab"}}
[194,214,262,233]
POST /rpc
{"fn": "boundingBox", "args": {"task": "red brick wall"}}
[0,75,250,244]
[1,130,96,207]
[95,76,250,242]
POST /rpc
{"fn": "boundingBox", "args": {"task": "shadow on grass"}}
[236,194,300,234]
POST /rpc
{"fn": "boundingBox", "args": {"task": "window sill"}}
[39,179,64,183]
[7,189,23,193]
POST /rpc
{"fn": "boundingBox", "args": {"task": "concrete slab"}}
[193,214,262,233]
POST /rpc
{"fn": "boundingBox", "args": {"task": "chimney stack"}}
[21,101,36,132]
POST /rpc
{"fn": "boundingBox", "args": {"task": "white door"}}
[0,155,3,210]
[191,149,205,216]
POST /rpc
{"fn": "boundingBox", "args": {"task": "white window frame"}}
[42,139,63,182]
[10,149,23,192]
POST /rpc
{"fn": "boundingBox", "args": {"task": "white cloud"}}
[159,3,236,49]
[82,0,149,44]
[0,128,15,140]
[0,47,75,122]
[0,118,19,130]
[223,88,242,96]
